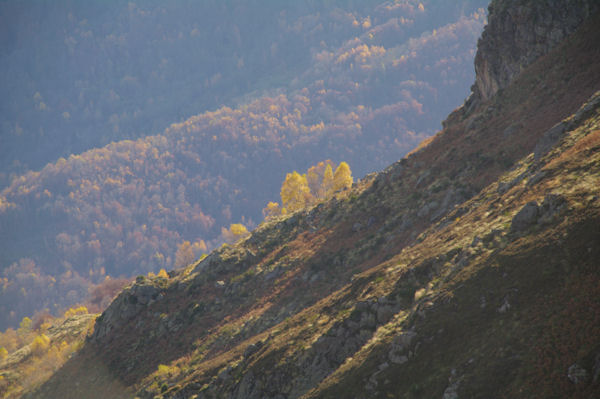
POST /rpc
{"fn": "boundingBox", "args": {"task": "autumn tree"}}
[222,223,250,243]
[174,241,195,268]
[64,306,88,319]
[192,240,207,254]
[306,160,335,199]
[333,161,353,192]
[30,334,50,356]
[86,277,130,313]
[321,163,334,198]
[281,171,311,212]
[156,268,169,278]
[0,329,19,353]
[263,160,353,222]
[17,317,32,338]
[263,201,284,220]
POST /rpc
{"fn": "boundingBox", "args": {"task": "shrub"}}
[157,269,169,279]
[18,317,32,335]
[221,223,250,243]
[30,334,50,355]
[64,306,88,319]
[156,364,180,377]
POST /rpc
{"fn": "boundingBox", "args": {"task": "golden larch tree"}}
[262,160,353,222]
[333,161,353,192]
[263,201,283,220]
[321,163,334,198]
[222,223,250,243]
[280,171,311,212]
[307,160,335,199]
[157,268,169,278]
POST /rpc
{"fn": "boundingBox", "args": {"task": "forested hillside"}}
[1,0,486,183]
[0,0,488,329]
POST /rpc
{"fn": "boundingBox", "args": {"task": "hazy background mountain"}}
[1,0,487,184]
[0,0,489,329]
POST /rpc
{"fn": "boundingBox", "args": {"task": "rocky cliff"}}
[470,0,599,105]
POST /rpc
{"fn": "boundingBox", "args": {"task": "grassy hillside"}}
[0,0,488,330]
[18,7,600,399]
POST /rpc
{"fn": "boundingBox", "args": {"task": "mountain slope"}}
[15,1,600,398]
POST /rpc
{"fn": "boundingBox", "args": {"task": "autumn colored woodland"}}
[0,0,488,329]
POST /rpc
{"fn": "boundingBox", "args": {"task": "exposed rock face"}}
[510,201,540,233]
[470,0,599,105]
[91,278,164,342]
[510,194,567,233]
[567,363,589,385]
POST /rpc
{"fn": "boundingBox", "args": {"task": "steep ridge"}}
[28,1,600,398]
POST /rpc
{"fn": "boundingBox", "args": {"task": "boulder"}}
[92,280,162,342]
[510,201,539,233]
[567,363,589,384]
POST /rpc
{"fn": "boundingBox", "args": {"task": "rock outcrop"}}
[91,277,165,342]
[469,0,599,106]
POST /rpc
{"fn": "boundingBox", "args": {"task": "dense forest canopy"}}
[0,0,489,329]
[1,0,486,183]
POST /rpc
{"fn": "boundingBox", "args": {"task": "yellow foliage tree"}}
[307,160,335,199]
[64,306,88,319]
[333,161,353,192]
[222,223,250,243]
[175,240,195,268]
[321,163,334,198]
[31,334,50,356]
[156,268,169,278]
[280,171,311,212]
[0,329,18,353]
[230,223,248,237]
[0,347,7,360]
[263,201,283,220]
[17,317,32,337]
[262,160,353,222]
